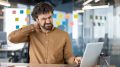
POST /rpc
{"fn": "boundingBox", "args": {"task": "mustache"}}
[44,23,53,26]
[42,23,53,30]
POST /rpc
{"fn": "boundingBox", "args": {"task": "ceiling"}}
[5,0,120,11]
[74,0,119,10]
[8,0,72,7]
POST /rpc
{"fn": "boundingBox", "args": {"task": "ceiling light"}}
[0,0,10,7]
[94,0,100,2]
[82,5,109,10]
[73,10,84,13]
[83,0,93,6]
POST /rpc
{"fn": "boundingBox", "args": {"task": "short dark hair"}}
[31,2,53,21]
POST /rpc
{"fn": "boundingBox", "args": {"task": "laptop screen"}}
[80,42,104,67]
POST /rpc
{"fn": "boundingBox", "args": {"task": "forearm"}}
[64,48,75,64]
[8,24,35,43]
[67,56,75,64]
[64,32,75,64]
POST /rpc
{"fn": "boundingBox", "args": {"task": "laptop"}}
[80,42,104,67]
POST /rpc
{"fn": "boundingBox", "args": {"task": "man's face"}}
[37,12,53,31]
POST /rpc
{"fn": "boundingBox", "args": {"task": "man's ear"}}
[36,19,39,23]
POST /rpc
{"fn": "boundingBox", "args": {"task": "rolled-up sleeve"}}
[8,24,35,43]
[64,33,75,64]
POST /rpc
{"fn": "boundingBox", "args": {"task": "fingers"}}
[34,19,41,29]
[74,57,82,64]
[75,59,79,64]
[34,22,40,29]
[34,22,40,32]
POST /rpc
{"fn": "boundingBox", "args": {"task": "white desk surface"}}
[0,63,116,67]
[0,63,76,67]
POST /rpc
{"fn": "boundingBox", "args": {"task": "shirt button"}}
[45,41,48,44]
[32,29,34,32]
[45,34,48,36]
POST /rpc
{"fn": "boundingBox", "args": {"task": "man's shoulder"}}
[52,28,70,39]
[54,28,68,34]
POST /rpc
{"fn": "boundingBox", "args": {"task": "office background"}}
[0,0,120,67]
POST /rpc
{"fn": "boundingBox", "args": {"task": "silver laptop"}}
[80,42,104,67]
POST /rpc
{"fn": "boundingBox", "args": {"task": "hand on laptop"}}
[74,57,82,64]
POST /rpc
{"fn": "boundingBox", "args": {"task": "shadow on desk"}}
[0,63,116,67]
[0,63,76,67]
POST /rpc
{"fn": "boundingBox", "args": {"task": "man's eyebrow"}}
[48,16,52,18]
[41,17,46,20]
[42,16,52,19]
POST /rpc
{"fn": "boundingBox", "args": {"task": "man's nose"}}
[46,19,51,23]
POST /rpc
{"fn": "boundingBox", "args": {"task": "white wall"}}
[4,8,27,47]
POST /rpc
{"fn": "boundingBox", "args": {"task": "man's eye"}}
[49,16,52,19]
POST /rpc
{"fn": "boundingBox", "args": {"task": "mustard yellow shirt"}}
[8,24,75,64]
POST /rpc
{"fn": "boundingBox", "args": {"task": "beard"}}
[42,23,53,31]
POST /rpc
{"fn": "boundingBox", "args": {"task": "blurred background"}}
[0,0,120,67]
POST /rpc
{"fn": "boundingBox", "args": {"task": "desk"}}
[0,63,116,67]
[0,63,75,67]
[95,65,115,67]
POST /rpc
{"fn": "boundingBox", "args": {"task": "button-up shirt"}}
[8,24,75,64]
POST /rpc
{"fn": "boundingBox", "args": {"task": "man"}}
[8,2,81,64]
